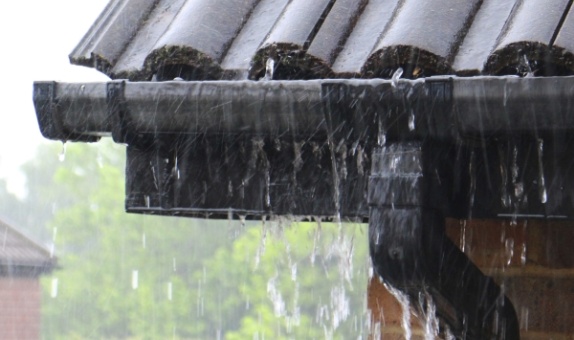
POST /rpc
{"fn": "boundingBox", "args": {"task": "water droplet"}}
[142,232,146,249]
[51,277,59,298]
[520,242,527,266]
[96,150,103,168]
[58,142,67,162]
[173,155,180,180]
[537,138,547,204]
[408,110,415,131]
[264,168,271,208]
[505,238,514,266]
[173,257,177,272]
[144,195,150,208]
[459,220,467,253]
[167,281,173,301]
[377,116,386,146]
[131,270,139,290]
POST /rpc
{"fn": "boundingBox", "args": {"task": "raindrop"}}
[520,307,529,330]
[167,281,173,301]
[58,142,67,162]
[459,220,467,253]
[310,217,322,265]
[264,168,271,208]
[520,243,527,266]
[291,264,297,281]
[377,116,386,146]
[51,277,58,298]
[391,67,404,87]
[267,274,286,317]
[150,162,159,190]
[356,144,365,175]
[255,217,267,269]
[132,270,139,290]
[408,110,415,131]
[227,180,233,197]
[505,238,514,266]
[144,195,151,208]
[173,154,180,180]
[173,77,184,81]
[264,58,275,81]
[536,138,547,204]
[96,150,104,168]
[173,257,177,272]
[498,145,510,208]
[142,232,146,249]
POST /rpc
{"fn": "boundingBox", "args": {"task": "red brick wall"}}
[0,277,41,340]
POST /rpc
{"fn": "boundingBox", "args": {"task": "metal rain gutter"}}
[33,76,574,144]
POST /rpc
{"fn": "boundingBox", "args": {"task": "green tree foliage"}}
[21,139,369,339]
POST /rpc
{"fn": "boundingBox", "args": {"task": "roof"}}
[0,219,55,276]
[71,0,574,81]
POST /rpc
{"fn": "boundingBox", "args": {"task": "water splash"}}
[386,284,412,340]
[391,67,404,88]
[330,285,350,331]
[418,292,439,340]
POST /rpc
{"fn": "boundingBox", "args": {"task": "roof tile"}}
[70,0,574,80]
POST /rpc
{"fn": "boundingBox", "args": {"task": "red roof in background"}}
[0,219,55,275]
[70,0,574,81]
